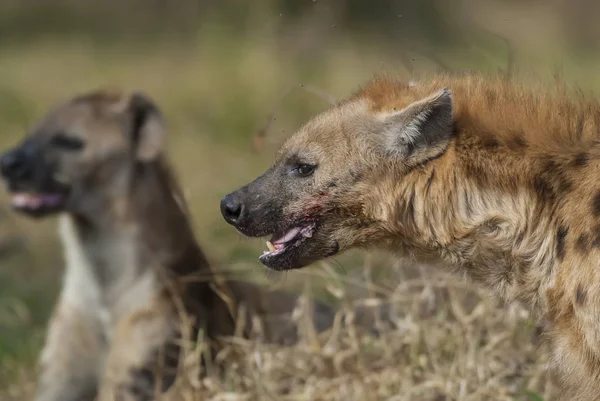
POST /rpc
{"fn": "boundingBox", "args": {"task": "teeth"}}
[301,226,314,238]
[266,241,276,252]
[12,194,29,208]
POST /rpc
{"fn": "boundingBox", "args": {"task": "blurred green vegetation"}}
[0,0,599,395]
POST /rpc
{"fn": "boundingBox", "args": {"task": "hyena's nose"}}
[0,149,28,180]
[220,193,245,225]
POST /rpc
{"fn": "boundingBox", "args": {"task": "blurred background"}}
[0,1,599,399]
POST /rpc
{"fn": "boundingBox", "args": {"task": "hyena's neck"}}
[130,158,212,278]
[60,158,236,334]
[381,146,561,306]
[66,158,213,287]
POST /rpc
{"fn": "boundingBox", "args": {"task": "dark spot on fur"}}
[591,192,600,216]
[576,285,586,306]
[465,161,489,188]
[576,233,591,253]
[559,179,572,194]
[544,159,560,176]
[542,160,572,194]
[533,159,573,203]
[326,180,337,188]
[481,137,500,149]
[533,176,555,203]
[556,225,568,261]
[571,152,589,168]
[506,133,528,149]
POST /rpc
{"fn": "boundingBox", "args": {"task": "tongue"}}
[11,193,63,209]
[272,227,301,245]
[40,194,64,206]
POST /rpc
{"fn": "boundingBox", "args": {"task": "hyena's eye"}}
[295,164,316,177]
[49,134,85,151]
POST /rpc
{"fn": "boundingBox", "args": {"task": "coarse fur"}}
[221,72,600,400]
[0,89,335,401]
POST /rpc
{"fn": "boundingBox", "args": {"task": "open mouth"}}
[259,222,316,262]
[10,192,67,215]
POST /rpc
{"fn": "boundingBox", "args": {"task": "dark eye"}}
[296,164,316,177]
[49,134,85,151]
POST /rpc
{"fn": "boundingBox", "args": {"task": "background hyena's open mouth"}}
[9,192,67,217]
[259,222,316,269]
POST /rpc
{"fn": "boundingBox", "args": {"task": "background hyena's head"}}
[221,80,454,271]
[0,89,166,219]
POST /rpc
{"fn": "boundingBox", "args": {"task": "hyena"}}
[0,89,335,401]
[221,73,600,400]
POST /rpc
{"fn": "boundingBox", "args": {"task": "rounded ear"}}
[380,88,453,165]
[128,92,167,162]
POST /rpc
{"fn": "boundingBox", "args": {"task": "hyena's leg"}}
[98,304,180,401]
[35,300,105,401]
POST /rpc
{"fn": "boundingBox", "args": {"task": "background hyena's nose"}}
[220,193,245,225]
[0,150,27,180]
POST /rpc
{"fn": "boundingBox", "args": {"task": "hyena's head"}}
[0,89,166,219]
[221,81,453,270]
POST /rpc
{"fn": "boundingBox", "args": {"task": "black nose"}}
[220,193,245,225]
[0,150,27,180]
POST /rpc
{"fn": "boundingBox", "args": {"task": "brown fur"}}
[339,74,600,399]
[224,72,600,400]
[0,90,335,401]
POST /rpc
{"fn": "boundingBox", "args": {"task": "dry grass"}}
[163,264,553,401]
[1,260,553,401]
[3,7,600,399]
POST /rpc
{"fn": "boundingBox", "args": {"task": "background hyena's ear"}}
[127,92,167,162]
[379,88,453,165]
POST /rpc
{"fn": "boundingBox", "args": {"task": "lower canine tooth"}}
[266,241,276,252]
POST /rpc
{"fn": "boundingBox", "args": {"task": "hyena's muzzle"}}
[0,137,69,218]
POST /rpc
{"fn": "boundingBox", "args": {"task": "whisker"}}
[331,257,347,275]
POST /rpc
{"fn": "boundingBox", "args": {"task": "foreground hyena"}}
[221,73,600,400]
[0,89,336,401]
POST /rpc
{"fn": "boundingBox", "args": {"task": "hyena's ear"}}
[379,88,453,165]
[127,92,167,162]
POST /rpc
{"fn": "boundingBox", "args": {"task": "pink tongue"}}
[11,193,62,208]
[272,227,301,245]
[40,194,63,206]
